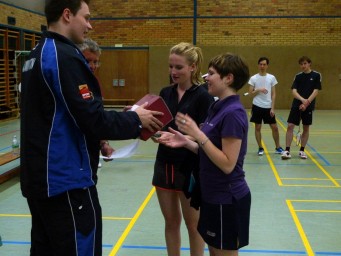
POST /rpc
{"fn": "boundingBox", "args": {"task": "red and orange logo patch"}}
[79,84,92,100]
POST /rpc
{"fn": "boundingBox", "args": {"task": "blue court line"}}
[1,241,30,245]
[3,241,341,255]
[0,146,11,152]
[306,143,331,166]
[277,116,287,124]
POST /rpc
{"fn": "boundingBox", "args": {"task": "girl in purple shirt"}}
[159,53,251,256]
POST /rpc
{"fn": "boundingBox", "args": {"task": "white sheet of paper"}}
[130,104,139,111]
[100,140,140,159]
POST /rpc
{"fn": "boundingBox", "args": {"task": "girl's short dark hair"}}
[208,53,250,92]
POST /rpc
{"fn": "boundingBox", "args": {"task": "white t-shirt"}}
[248,73,278,108]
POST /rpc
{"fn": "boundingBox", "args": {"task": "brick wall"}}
[0,3,44,32]
[197,18,341,46]
[90,0,193,17]
[1,1,340,46]
[87,0,341,47]
[91,19,193,46]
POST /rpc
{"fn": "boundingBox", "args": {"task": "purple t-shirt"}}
[199,95,250,204]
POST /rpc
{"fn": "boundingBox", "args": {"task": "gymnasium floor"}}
[0,110,340,256]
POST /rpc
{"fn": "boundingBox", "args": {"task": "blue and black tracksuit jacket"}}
[20,31,142,199]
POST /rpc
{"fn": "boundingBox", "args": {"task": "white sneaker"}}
[299,151,307,159]
[98,162,102,168]
[281,150,291,160]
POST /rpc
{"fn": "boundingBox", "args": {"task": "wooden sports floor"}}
[0,110,340,256]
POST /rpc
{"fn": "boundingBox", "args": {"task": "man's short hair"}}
[258,57,269,65]
[298,56,312,64]
[45,0,90,26]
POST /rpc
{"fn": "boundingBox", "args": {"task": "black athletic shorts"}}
[198,192,251,250]
[153,159,189,192]
[250,104,276,124]
[287,107,313,126]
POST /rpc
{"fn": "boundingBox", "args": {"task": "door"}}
[98,49,148,105]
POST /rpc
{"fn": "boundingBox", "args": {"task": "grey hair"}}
[77,38,101,55]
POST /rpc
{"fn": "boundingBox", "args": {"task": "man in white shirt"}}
[248,57,283,156]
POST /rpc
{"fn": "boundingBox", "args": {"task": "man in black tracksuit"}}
[20,1,162,255]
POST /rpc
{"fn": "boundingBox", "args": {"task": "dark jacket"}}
[20,31,142,198]
[156,84,214,163]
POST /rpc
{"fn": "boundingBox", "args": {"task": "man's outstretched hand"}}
[135,102,164,132]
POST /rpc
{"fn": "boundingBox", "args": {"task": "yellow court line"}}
[281,184,338,188]
[286,200,314,256]
[261,142,283,186]
[303,150,340,187]
[281,177,341,181]
[247,112,283,186]
[259,146,307,185]
[249,114,340,187]
[109,186,155,256]
[289,199,341,203]
[0,214,31,217]
[276,118,340,187]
